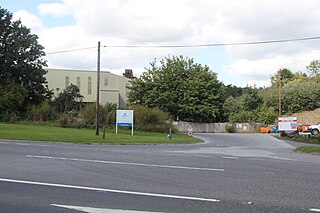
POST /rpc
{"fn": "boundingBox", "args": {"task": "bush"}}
[79,102,117,128]
[58,114,73,128]
[225,123,235,133]
[29,101,54,122]
[129,105,173,132]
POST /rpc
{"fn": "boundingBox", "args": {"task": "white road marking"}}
[0,142,10,144]
[51,204,164,213]
[26,155,224,172]
[310,208,320,212]
[0,178,220,202]
[221,156,239,160]
[16,143,31,146]
[265,172,275,175]
[0,141,47,147]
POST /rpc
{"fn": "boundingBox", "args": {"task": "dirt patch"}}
[291,108,320,125]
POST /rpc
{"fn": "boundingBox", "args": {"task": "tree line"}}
[128,56,320,124]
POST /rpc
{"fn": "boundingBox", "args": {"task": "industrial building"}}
[45,68,131,108]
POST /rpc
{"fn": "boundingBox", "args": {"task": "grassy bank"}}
[278,135,320,154]
[295,146,320,154]
[0,123,201,144]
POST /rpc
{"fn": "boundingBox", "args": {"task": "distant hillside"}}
[291,108,320,125]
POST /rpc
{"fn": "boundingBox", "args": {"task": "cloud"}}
[38,2,71,18]
[12,10,43,32]
[11,0,320,86]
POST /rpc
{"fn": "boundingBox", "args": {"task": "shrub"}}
[79,102,117,128]
[129,105,173,132]
[58,114,73,128]
[29,101,54,122]
[225,123,235,133]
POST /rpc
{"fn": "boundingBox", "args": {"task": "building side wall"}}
[46,69,130,107]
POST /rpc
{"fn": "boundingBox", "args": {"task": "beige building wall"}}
[45,68,130,107]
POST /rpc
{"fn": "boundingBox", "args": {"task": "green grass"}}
[0,123,201,144]
[281,136,320,144]
[295,146,320,154]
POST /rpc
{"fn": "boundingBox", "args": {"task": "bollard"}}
[167,128,172,140]
[102,126,106,139]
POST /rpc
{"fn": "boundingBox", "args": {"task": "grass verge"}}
[0,123,201,144]
[277,135,320,154]
[294,146,320,154]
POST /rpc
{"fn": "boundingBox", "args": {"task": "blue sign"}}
[116,110,134,135]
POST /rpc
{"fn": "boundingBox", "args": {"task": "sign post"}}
[116,110,134,135]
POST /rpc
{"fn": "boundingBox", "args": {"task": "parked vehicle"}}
[308,122,320,135]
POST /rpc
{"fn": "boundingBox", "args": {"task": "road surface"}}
[0,133,319,212]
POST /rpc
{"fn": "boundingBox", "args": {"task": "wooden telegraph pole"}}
[278,73,282,117]
[95,41,101,135]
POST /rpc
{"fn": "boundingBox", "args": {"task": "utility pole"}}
[278,73,282,117]
[95,41,101,135]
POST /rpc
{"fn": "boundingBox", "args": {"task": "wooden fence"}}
[173,121,261,133]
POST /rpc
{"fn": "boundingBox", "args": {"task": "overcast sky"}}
[1,0,320,87]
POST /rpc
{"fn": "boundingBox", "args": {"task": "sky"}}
[1,0,320,87]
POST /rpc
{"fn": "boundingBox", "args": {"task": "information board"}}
[116,110,134,135]
[278,117,297,131]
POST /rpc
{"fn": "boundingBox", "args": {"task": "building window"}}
[104,77,108,86]
[88,76,92,95]
[76,77,81,90]
[65,76,69,88]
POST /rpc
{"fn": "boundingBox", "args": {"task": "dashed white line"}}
[27,155,225,172]
[51,204,163,213]
[310,208,320,212]
[0,178,220,202]
[0,142,10,145]
[221,156,239,160]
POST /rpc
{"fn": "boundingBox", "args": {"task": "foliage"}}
[79,102,117,128]
[270,68,294,87]
[0,83,26,121]
[281,79,320,114]
[52,84,84,113]
[128,56,225,122]
[223,87,264,123]
[224,84,243,98]
[306,59,320,77]
[29,101,54,122]
[128,105,173,132]
[0,6,49,118]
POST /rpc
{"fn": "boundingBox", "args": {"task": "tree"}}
[222,87,263,123]
[53,84,83,113]
[224,84,243,98]
[270,68,294,87]
[0,6,48,118]
[306,59,320,77]
[128,56,225,122]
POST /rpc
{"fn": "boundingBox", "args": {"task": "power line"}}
[45,36,320,54]
[46,46,96,55]
[106,36,320,48]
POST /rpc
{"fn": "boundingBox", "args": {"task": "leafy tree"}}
[241,87,262,111]
[0,83,26,120]
[306,59,320,77]
[0,7,48,118]
[224,84,243,98]
[270,68,294,87]
[53,84,83,113]
[128,56,225,122]
[223,87,263,123]
[281,79,320,114]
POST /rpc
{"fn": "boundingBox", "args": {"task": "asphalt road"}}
[0,133,319,213]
